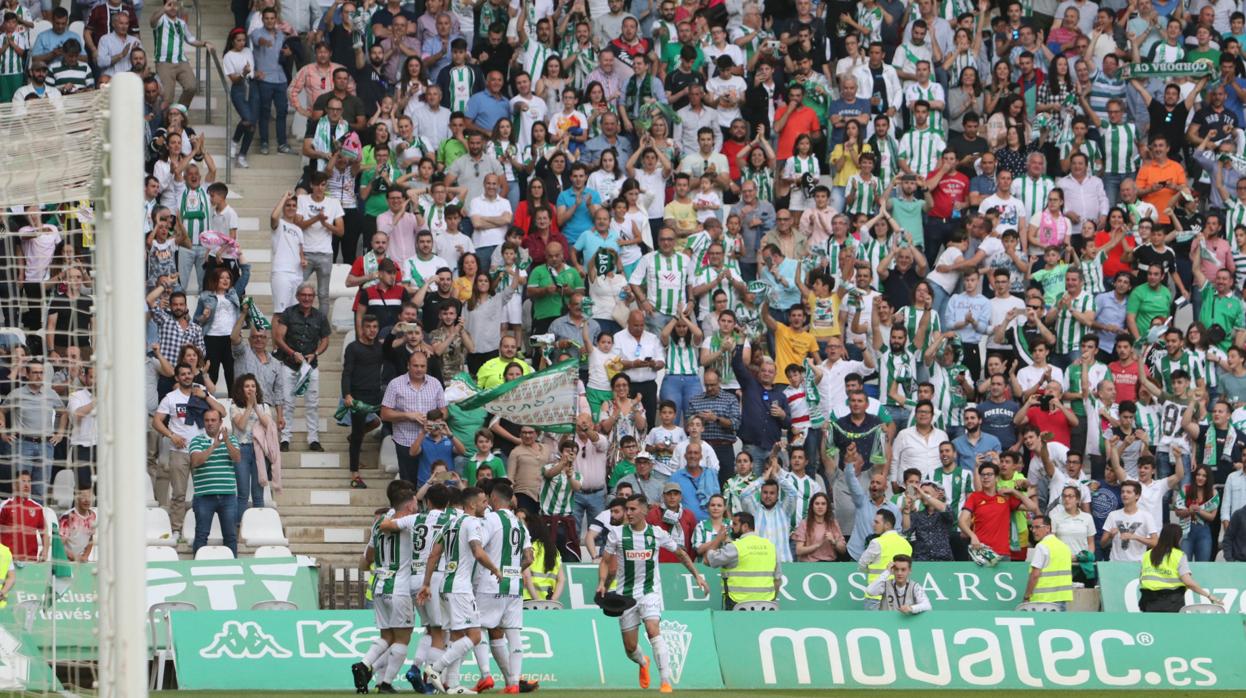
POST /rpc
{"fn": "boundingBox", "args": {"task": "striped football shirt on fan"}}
[539,462,579,516]
[1011,175,1055,221]
[187,433,239,495]
[1053,290,1095,354]
[1100,122,1139,175]
[632,251,690,316]
[845,174,882,216]
[48,60,94,91]
[153,13,192,63]
[898,128,946,177]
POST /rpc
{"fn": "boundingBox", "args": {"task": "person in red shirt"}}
[646,482,696,562]
[1095,207,1136,279]
[926,149,970,260]
[1108,336,1145,403]
[721,118,749,181]
[774,83,821,161]
[958,462,1039,557]
[0,472,49,562]
[1016,380,1077,447]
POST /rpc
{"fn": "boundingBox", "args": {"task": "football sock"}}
[372,651,389,681]
[434,636,474,673]
[490,638,510,685]
[382,643,408,684]
[413,634,432,667]
[362,638,390,668]
[505,628,524,685]
[428,645,445,668]
[627,646,646,665]
[473,639,492,678]
[650,634,672,684]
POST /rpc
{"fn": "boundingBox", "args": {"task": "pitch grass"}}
[153,691,1246,697]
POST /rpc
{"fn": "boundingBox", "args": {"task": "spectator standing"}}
[703,511,783,608]
[341,315,385,489]
[1101,481,1158,562]
[687,368,740,488]
[149,1,211,108]
[380,351,446,488]
[0,362,66,499]
[272,283,332,451]
[66,365,96,489]
[249,8,290,155]
[187,408,240,555]
[646,482,697,561]
[507,425,550,515]
[296,172,345,308]
[859,509,913,610]
[736,456,800,562]
[960,462,1039,558]
[58,487,95,561]
[570,414,608,541]
[667,440,720,521]
[1023,514,1074,610]
[903,482,954,561]
[0,472,48,561]
[613,311,665,428]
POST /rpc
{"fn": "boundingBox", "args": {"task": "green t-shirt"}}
[1188,48,1220,69]
[439,138,468,169]
[188,433,240,496]
[891,197,925,246]
[609,459,636,490]
[528,263,584,321]
[1031,262,1069,308]
[661,41,704,73]
[1127,282,1173,337]
[359,165,399,217]
[466,453,505,486]
[1199,281,1243,349]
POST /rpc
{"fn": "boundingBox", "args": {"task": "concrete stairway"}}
[174,0,389,568]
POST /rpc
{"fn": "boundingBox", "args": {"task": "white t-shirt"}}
[221,48,254,80]
[1050,508,1095,555]
[510,94,548,150]
[468,195,512,248]
[209,205,241,241]
[645,425,687,476]
[271,219,304,274]
[155,385,206,453]
[1017,364,1065,394]
[842,289,879,347]
[634,168,667,218]
[296,194,344,255]
[67,387,96,447]
[988,294,1025,349]
[434,230,475,269]
[1139,477,1171,534]
[705,74,747,127]
[927,247,963,293]
[1102,508,1156,562]
[979,194,1027,234]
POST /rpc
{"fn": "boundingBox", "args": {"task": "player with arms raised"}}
[420,487,501,694]
[476,481,539,693]
[353,481,417,694]
[597,494,709,694]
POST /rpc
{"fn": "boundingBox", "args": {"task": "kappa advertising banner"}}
[1099,562,1246,613]
[715,611,1246,691]
[171,610,723,691]
[7,558,318,654]
[555,562,1029,611]
[0,625,62,692]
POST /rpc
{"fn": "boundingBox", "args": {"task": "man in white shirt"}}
[96,11,141,79]
[1111,452,1184,534]
[1100,481,1157,562]
[978,169,1027,235]
[296,171,345,308]
[1056,152,1109,231]
[613,309,666,428]
[509,72,547,151]
[403,230,450,291]
[817,336,875,409]
[467,174,512,266]
[407,84,450,147]
[889,400,947,487]
[892,20,933,90]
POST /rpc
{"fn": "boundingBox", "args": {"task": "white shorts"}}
[446,592,481,631]
[504,292,522,325]
[618,591,663,631]
[374,593,414,630]
[477,594,523,629]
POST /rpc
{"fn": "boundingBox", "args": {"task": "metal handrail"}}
[204,48,234,184]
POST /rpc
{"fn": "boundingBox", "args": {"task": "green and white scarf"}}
[1203,421,1237,467]
[312,117,349,173]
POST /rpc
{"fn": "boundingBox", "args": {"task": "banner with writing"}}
[456,359,581,426]
[1119,61,1217,80]
[1099,561,1246,613]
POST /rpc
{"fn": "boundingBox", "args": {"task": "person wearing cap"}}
[12,60,62,107]
[616,451,667,503]
[703,511,781,609]
[1023,514,1075,610]
[645,481,697,562]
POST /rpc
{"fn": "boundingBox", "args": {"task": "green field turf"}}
[153,691,1246,697]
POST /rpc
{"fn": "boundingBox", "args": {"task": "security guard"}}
[0,542,12,609]
[1023,514,1074,609]
[1139,523,1223,612]
[523,532,565,602]
[704,512,781,609]
[858,510,912,610]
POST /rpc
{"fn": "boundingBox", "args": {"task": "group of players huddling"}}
[349,477,705,694]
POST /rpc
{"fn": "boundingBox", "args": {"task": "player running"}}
[419,486,501,694]
[597,494,709,693]
[353,481,417,694]
[476,481,538,694]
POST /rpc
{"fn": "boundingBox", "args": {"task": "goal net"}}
[0,75,146,698]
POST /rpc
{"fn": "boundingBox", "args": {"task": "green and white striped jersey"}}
[179,186,210,245]
[1011,175,1056,221]
[476,509,531,597]
[153,14,193,64]
[897,128,946,177]
[1153,350,1204,393]
[605,523,679,598]
[742,166,774,202]
[666,337,699,376]
[893,305,942,354]
[1080,250,1107,295]
[929,360,968,429]
[822,236,856,276]
[1063,360,1108,417]
[370,509,413,596]
[783,155,821,183]
[0,31,26,76]
[931,464,974,512]
[855,236,888,291]
[692,263,742,317]
[722,474,754,515]
[445,64,477,112]
[441,513,485,594]
[1053,290,1095,354]
[1100,123,1140,175]
[876,347,917,407]
[539,462,580,516]
[787,472,824,528]
[1135,402,1161,444]
[522,37,557,83]
[395,507,455,585]
[1058,139,1104,176]
[904,83,946,137]
[630,251,691,316]
[1226,198,1246,251]
[845,174,882,216]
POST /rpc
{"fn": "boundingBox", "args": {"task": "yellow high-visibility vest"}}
[0,543,10,609]
[1140,549,1185,592]
[865,531,912,600]
[1030,535,1073,603]
[524,540,562,601]
[723,534,778,604]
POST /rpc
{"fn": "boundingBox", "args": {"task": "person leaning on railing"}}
[1139,523,1224,612]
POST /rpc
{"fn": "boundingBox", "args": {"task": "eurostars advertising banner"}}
[7,558,318,655]
[714,611,1246,690]
[554,561,1030,610]
[1099,561,1246,613]
[171,610,724,691]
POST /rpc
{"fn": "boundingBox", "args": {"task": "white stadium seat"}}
[145,473,159,507]
[330,296,355,333]
[240,507,289,547]
[181,510,224,546]
[146,508,176,547]
[254,545,294,558]
[194,545,235,560]
[146,545,180,562]
[379,435,399,473]
[330,264,354,298]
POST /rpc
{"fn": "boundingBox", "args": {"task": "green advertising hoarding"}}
[714,611,1246,690]
[7,558,318,654]
[172,610,723,691]
[0,625,61,692]
[1099,561,1246,613]
[556,561,1029,610]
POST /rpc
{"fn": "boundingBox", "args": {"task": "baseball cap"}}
[662,482,682,494]
[636,451,654,461]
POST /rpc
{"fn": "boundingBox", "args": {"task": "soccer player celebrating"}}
[353,481,417,694]
[597,494,709,693]
[476,481,538,694]
[420,487,502,694]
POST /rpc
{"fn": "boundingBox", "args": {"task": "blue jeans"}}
[235,443,265,514]
[230,78,259,156]
[192,493,239,555]
[932,284,952,322]
[1103,172,1133,208]
[256,80,289,148]
[17,439,52,500]
[884,404,911,428]
[572,488,605,537]
[178,244,208,294]
[1182,521,1212,561]
[659,373,702,424]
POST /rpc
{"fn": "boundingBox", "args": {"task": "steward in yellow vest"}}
[523,538,564,601]
[703,512,780,609]
[1138,523,1224,612]
[859,509,912,609]
[0,542,13,609]
[1024,515,1073,608]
